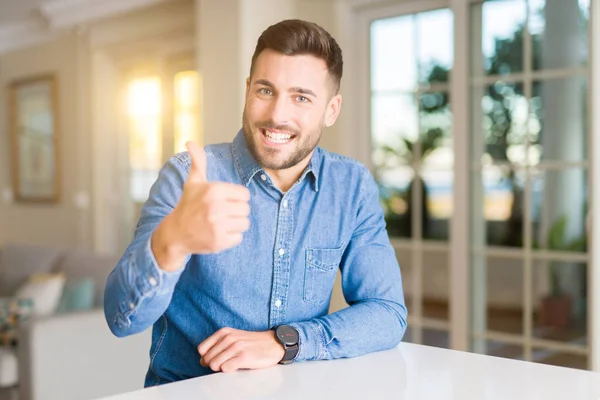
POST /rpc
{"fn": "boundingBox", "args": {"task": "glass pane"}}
[533,261,587,344]
[471,0,526,76]
[423,250,449,321]
[174,71,199,154]
[473,167,526,248]
[423,328,449,349]
[530,0,590,70]
[372,93,418,147]
[487,257,524,335]
[372,93,418,239]
[471,255,524,337]
[420,91,452,241]
[530,77,588,163]
[419,92,452,154]
[421,169,452,240]
[533,349,587,370]
[128,77,162,203]
[471,82,528,164]
[416,9,453,84]
[370,16,416,92]
[531,168,587,253]
[483,341,523,360]
[379,167,414,238]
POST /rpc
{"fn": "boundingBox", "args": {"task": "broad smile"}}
[260,128,297,146]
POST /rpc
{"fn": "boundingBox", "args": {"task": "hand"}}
[198,328,285,373]
[152,141,251,272]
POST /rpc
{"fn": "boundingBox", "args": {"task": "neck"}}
[265,154,313,193]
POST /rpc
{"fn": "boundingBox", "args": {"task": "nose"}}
[269,95,291,125]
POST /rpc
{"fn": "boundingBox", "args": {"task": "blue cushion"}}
[56,278,96,313]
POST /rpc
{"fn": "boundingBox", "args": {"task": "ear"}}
[245,77,251,97]
[324,93,342,128]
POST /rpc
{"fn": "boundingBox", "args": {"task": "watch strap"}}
[280,343,299,364]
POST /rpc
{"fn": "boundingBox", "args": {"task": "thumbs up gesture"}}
[151,142,251,272]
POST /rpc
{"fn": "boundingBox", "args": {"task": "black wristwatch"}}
[273,325,299,364]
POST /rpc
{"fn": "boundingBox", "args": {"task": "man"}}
[104,19,407,386]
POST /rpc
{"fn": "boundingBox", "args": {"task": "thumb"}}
[186,141,207,183]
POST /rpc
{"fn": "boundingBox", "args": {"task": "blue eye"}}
[258,88,272,95]
[296,96,309,103]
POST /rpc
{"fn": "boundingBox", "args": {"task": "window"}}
[369,6,454,349]
[127,77,162,203]
[470,0,590,369]
[126,70,200,203]
[174,71,200,154]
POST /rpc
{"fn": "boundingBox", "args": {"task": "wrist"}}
[270,331,286,361]
[151,214,188,272]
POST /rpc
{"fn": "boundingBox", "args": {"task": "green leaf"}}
[547,215,567,250]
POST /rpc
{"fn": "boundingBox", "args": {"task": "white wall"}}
[0,33,90,249]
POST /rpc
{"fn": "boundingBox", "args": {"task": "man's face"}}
[242,49,341,170]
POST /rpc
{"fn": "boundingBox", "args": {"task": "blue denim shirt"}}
[104,130,407,386]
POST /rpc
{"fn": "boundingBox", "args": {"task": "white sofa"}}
[0,244,152,400]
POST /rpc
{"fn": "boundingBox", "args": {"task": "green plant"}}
[379,128,444,166]
[545,215,587,297]
[376,129,444,239]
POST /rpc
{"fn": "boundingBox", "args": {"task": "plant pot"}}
[539,295,572,328]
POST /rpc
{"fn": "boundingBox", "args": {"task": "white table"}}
[100,343,600,399]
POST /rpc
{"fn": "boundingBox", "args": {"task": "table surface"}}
[100,342,600,400]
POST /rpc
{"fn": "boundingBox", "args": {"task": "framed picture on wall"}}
[9,74,60,203]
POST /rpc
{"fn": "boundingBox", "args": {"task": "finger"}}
[206,202,250,222]
[208,182,251,202]
[198,328,230,356]
[220,355,245,374]
[224,202,251,218]
[208,343,242,372]
[202,336,235,370]
[186,141,207,183]
[223,217,250,234]
[219,233,244,250]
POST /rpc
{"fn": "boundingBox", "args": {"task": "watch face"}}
[276,325,299,346]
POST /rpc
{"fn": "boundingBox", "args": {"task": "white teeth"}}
[264,130,293,143]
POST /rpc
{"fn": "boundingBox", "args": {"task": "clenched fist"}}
[151,142,251,272]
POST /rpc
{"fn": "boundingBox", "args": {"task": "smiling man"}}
[104,19,407,386]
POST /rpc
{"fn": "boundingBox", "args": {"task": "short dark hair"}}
[250,19,343,94]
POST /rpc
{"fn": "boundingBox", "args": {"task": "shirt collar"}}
[232,129,321,192]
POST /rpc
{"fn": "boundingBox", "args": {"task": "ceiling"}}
[0,0,44,25]
[0,0,175,54]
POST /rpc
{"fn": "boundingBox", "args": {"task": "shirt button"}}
[129,302,135,310]
[283,200,288,208]
[275,299,282,308]
[148,277,157,286]
[261,174,267,181]
[279,248,285,256]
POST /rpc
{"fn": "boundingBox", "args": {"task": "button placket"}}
[269,195,293,327]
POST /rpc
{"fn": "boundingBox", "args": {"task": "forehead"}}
[252,49,330,89]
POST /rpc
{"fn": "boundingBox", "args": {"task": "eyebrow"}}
[254,79,318,98]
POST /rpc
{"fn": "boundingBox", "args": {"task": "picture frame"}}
[9,74,60,203]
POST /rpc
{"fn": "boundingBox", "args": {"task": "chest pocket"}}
[304,247,344,304]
